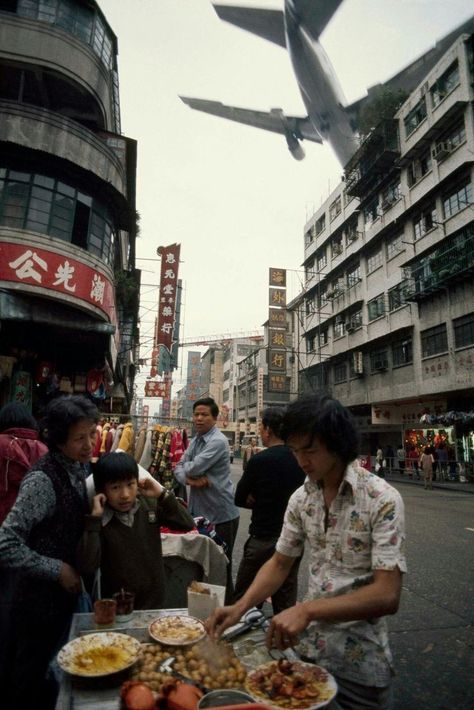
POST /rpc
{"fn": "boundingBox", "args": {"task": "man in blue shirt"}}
[174,397,239,602]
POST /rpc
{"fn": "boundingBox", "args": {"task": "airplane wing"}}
[214,1,345,45]
[213,5,286,47]
[179,97,322,144]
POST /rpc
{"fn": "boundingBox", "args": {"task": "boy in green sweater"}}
[78,452,195,609]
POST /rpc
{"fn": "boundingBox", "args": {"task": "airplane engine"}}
[285,131,305,160]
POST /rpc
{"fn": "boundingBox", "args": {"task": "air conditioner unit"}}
[432,141,451,161]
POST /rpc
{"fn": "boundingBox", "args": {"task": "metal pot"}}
[198,690,256,708]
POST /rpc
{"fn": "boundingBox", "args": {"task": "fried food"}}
[245,659,335,709]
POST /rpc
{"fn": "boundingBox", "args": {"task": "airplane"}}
[180,1,474,165]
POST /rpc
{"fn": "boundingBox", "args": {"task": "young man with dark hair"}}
[174,397,239,602]
[207,393,406,709]
[233,407,305,614]
[78,452,194,608]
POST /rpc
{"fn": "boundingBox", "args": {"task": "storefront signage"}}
[269,308,287,329]
[268,374,289,392]
[371,400,447,425]
[269,268,286,288]
[0,241,115,323]
[155,244,180,354]
[268,267,287,383]
[144,380,167,398]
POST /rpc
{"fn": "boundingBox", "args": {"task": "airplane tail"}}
[213,4,286,48]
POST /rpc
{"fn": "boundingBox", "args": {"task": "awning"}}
[0,290,115,335]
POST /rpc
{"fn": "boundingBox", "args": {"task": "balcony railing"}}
[402,225,474,300]
[344,120,400,198]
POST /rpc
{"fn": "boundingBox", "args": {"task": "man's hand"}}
[246,493,256,507]
[58,562,81,594]
[90,493,106,517]
[186,476,210,488]
[266,602,311,650]
[138,477,164,498]
[205,605,242,640]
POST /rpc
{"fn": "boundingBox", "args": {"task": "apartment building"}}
[294,32,474,461]
[0,0,138,412]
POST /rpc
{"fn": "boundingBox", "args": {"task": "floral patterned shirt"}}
[276,463,406,687]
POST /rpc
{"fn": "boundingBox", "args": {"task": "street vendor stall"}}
[55,608,337,710]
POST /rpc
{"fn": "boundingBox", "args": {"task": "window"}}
[367,248,383,274]
[304,258,314,282]
[332,238,343,258]
[443,180,473,219]
[346,265,360,287]
[345,220,358,245]
[329,196,342,222]
[454,313,474,348]
[368,294,385,321]
[0,168,116,264]
[392,338,413,366]
[404,97,427,136]
[370,349,388,372]
[387,233,404,260]
[306,335,316,353]
[17,0,114,70]
[407,151,432,186]
[319,286,328,307]
[305,295,315,315]
[413,204,437,240]
[430,61,459,107]
[364,197,379,227]
[380,181,401,211]
[319,329,328,346]
[334,317,345,339]
[317,249,327,271]
[334,361,347,384]
[315,214,326,236]
[421,324,448,357]
[305,225,315,246]
[388,283,407,311]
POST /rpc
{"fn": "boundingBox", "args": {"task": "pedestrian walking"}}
[397,444,406,474]
[420,447,434,489]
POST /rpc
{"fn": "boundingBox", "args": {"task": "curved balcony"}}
[0,101,131,224]
[0,12,115,129]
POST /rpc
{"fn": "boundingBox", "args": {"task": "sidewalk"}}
[383,469,474,494]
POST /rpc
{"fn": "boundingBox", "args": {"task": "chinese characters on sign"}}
[0,242,115,322]
[268,268,287,391]
[155,244,181,354]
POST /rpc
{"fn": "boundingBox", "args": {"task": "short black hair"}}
[261,407,285,438]
[0,403,38,433]
[193,397,219,418]
[281,393,359,466]
[40,395,99,449]
[93,452,138,493]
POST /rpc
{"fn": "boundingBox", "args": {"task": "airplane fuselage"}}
[284,3,359,165]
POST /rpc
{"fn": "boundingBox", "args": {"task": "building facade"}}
[295,32,474,463]
[0,0,138,413]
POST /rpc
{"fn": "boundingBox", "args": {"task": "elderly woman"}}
[0,395,99,710]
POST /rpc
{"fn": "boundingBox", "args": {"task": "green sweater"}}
[78,494,195,609]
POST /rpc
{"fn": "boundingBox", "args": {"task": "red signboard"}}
[144,381,167,398]
[0,241,115,323]
[155,244,180,353]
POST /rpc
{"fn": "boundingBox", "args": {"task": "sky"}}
[96,0,473,396]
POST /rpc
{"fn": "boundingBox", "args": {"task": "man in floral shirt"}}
[207,394,406,709]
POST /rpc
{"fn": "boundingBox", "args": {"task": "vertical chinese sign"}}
[145,244,180,409]
[268,267,288,393]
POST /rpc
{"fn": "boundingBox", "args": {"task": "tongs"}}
[221,608,269,641]
[158,656,208,694]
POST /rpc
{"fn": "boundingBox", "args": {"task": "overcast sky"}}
[97,0,472,396]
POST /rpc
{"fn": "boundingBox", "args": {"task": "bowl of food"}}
[148,614,206,646]
[57,632,141,677]
[245,658,337,710]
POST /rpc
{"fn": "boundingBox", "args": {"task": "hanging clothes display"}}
[145,426,189,493]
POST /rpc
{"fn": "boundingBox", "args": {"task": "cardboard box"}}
[187,583,225,621]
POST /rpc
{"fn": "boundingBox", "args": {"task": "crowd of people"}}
[0,392,407,710]
[373,441,459,487]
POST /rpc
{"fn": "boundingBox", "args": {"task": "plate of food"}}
[245,658,337,710]
[57,632,141,677]
[148,614,206,646]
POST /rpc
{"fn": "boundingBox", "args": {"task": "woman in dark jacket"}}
[0,402,48,524]
[0,395,99,710]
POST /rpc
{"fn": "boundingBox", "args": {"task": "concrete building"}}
[0,0,138,413]
[294,31,474,463]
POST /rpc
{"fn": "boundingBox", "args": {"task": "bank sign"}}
[0,241,115,323]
